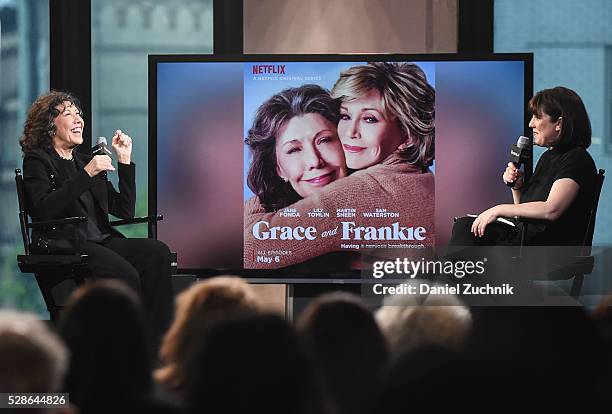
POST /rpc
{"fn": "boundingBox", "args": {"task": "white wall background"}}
[244,0,457,54]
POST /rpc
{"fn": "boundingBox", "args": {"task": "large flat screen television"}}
[149,54,533,281]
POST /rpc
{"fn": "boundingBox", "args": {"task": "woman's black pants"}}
[85,237,174,352]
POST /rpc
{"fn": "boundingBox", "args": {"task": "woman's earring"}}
[281,177,288,183]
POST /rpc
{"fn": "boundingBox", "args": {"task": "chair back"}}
[15,169,31,255]
[582,169,605,251]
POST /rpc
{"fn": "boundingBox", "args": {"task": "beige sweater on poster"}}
[244,156,435,269]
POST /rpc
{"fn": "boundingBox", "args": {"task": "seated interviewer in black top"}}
[520,147,596,245]
[450,147,596,247]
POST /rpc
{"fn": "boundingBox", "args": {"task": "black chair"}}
[15,168,164,322]
[515,169,605,297]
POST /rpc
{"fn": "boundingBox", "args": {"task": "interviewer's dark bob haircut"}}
[528,86,591,150]
[245,84,340,212]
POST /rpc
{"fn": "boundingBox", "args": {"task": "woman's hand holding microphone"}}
[84,155,114,177]
[503,162,523,190]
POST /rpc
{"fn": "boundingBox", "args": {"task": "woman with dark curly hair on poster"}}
[245,84,348,213]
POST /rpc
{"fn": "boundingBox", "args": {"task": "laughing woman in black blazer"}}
[20,90,173,350]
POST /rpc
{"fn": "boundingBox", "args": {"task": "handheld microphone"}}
[506,135,531,187]
[92,136,112,157]
[92,137,112,179]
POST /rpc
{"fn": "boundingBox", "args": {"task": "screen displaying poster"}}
[152,55,529,277]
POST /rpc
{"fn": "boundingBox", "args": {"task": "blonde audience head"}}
[375,289,472,357]
[156,276,261,395]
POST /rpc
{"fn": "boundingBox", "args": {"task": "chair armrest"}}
[28,216,87,228]
[110,214,164,227]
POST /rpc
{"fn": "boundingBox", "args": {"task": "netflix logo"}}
[252,64,286,75]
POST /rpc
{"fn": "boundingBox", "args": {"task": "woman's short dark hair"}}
[59,280,151,409]
[528,86,591,150]
[296,293,388,414]
[245,84,340,212]
[19,90,82,154]
[186,314,325,414]
[331,62,435,169]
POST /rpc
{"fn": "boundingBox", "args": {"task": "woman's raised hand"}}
[112,129,132,164]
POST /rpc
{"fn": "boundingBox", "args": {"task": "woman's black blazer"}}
[22,147,136,243]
